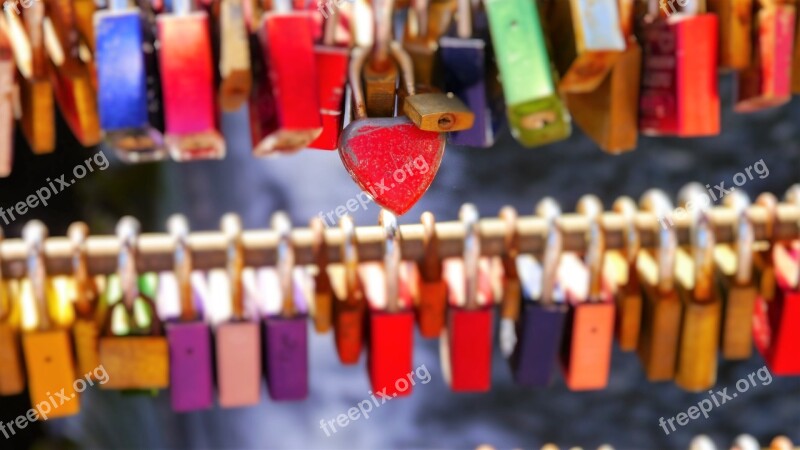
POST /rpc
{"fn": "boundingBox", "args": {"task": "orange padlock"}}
[98,217,169,390]
[20,221,80,418]
[68,222,102,381]
[329,215,367,364]
[610,197,642,351]
[0,228,24,396]
[416,212,447,338]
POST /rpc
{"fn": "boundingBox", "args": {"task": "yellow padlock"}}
[0,226,24,395]
[20,221,80,418]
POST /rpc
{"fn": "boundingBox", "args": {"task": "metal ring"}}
[537,197,562,305]
[68,222,95,318]
[640,189,676,293]
[613,196,640,263]
[167,214,194,321]
[755,192,778,240]
[379,209,400,312]
[459,204,480,309]
[221,213,244,320]
[272,211,295,317]
[725,191,753,285]
[419,212,441,281]
[116,216,141,312]
[23,220,49,330]
[578,195,604,301]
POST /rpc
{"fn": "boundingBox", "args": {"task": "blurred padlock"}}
[485,0,570,147]
[707,0,752,70]
[309,9,349,150]
[164,215,213,412]
[639,0,720,136]
[158,0,225,160]
[99,218,169,390]
[68,223,101,383]
[416,212,447,338]
[217,0,252,112]
[21,221,80,418]
[441,205,494,392]
[95,0,167,162]
[329,215,367,364]
[253,0,322,154]
[0,229,24,396]
[216,214,262,407]
[363,211,415,397]
[611,197,642,351]
[0,22,13,176]
[310,218,333,332]
[262,213,309,401]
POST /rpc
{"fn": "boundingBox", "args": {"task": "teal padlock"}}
[484,0,571,147]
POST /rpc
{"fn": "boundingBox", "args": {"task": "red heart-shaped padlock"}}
[339,117,445,216]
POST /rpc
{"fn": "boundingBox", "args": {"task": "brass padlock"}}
[611,196,642,351]
[499,207,521,321]
[637,190,682,381]
[68,223,101,381]
[362,0,399,117]
[217,0,252,112]
[310,218,333,333]
[403,92,475,132]
[0,228,24,395]
[99,217,169,390]
[707,0,752,70]
[20,221,80,418]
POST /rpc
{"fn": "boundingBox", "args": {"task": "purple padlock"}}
[164,216,214,412]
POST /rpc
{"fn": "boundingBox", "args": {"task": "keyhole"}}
[438,114,455,131]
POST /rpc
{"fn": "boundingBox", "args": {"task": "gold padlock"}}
[68,223,102,380]
[20,221,80,418]
[99,217,169,390]
[0,228,24,396]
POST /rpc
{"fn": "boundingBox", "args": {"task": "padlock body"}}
[167,321,213,411]
[753,287,800,375]
[0,45,12,177]
[99,335,169,389]
[309,46,348,150]
[51,62,101,147]
[485,0,571,147]
[416,279,447,338]
[638,283,682,381]
[368,310,414,397]
[263,315,308,401]
[334,300,365,364]
[403,93,475,132]
[718,276,757,360]
[20,78,56,154]
[22,330,80,418]
[708,0,752,70]
[511,301,567,387]
[158,12,224,160]
[615,273,642,351]
[95,10,165,159]
[443,306,493,392]
[0,323,25,395]
[73,318,100,381]
[674,287,722,392]
[639,16,720,136]
[561,299,615,391]
[216,321,261,407]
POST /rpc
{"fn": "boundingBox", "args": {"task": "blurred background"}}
[0,76,799,450]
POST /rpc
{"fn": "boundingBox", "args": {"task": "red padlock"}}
[639,0,719,136]
[253,0,322,154]
[309,7,349,150]
[362,210,415,397]
[441,204,494,392]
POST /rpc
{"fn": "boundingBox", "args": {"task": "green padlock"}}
[484,0,571,147]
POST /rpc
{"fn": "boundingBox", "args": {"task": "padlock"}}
[157,0,225,161]
[441,204,494,392]
[20,221,80,418]
[639,0,720,136]
[73,0,96,54]
[362,210,415,397]
[309,11,349,150]
[0,21,13,177]
[637,189,682,381]
[610,197,642,351]
[715,191,757,360]
[215,214,262,407]
[485,0,570,147]
[416,212,447,338]
[252,0,322,154]
[734,1,795,112]
[555,0,641,153]
[329,215,366,364]
[402,92,475,133]
[99,217,169,390]
[673,184,721,392]
[217,0,252,112]
[439,0,504,147]
[0,229,24,395]
[42,0,101,147]
[499,207,521,321]
[403,0,455,88]
[753,188,800,375]
[259,213,309,401]
[163,215,213,412]
[68,223,101,382]
[7,4,55,153]
[509,198,567,387]
[707,0,752,70]
[310,218,333,332]
[558,196,615,391]
[361,0,399,117]
[95,0,166,162]
[339,44,445,215]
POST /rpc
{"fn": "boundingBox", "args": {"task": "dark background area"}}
[0,75,798,450]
